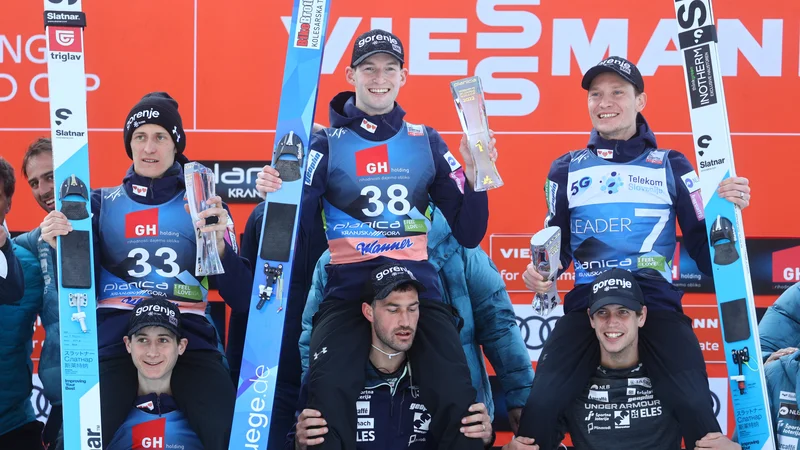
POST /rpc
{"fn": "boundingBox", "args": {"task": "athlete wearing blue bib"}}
[33,92,254,449]
[247,30,494,450]
[517,57,753,450]
[107,299,202,450]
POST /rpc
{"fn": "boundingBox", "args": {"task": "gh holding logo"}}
[125,209,159,238]
[356,145,390,176]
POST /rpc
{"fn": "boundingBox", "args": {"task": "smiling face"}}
[346,53,408,116]
[130,124,177,179]
[124,326,187,382]
[24,152,55,213]
[587,72,647,141]
[589,304,646,368]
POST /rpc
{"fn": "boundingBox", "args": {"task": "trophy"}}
[450,76,503,192]
[185,162,225,276]
[530,227,562,316]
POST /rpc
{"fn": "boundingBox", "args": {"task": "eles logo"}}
[132,417,166,449]
[126,209,159,238]
[48,26,82,52]
[356,145,390,177]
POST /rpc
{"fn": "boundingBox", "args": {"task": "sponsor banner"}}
[685,305,725,362]
[490,234,575,293]
[673,237,800,301]
[196,160,264,204]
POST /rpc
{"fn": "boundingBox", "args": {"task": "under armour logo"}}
[313,347,328,360]
[172,126,181,143]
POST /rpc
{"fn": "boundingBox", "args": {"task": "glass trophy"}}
[530,227,561,316]
[450,76,503,192]
[185,162,225,276]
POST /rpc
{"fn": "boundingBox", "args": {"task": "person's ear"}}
[177,337,188,355]
[123,335,132,354]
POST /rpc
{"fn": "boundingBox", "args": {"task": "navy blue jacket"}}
[288,361,465,449]
[227,91,489,383]
[547,114,712,312]
[91,162,252,358]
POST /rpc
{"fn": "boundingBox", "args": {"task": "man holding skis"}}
[254,29,496,450]
[518,56,751,450]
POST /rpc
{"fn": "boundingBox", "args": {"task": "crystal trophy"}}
[450,76,503,192]
[530,227,561,316]
[185,162,225,276]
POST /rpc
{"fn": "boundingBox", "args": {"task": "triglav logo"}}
[48,26,82,60]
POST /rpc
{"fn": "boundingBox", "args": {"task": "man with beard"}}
[291,264,494,449]
[11,139,64,448]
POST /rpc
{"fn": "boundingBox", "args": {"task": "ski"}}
[43,0,103,449]
[673,1,774,448]
[229,1,330,448]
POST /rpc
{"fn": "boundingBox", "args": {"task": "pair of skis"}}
[674,0,774,448]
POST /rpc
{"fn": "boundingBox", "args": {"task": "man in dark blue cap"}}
[507,269,740,450]
[517,56,753,449]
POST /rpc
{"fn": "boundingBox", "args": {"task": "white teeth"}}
[605,332,622,338]
[599,113,618,118]
[370,88,389,94]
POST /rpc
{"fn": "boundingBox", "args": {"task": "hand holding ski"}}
[40,210,72,249]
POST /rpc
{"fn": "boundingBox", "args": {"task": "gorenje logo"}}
[592,277,632,293]
[125,209,159,238]
[374,265,415,281]
[126,108,160,131]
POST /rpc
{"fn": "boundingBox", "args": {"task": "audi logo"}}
[31,384,51,420]
[516,314,561,351]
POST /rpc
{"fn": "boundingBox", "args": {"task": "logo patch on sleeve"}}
[304,150,323,186]
[443,151,461,172]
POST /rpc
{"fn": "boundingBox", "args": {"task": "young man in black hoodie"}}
[517,57,752,450]
[251,29,496,450]
[42,92,253,449]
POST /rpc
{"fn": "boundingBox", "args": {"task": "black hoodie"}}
[546,114,712,312]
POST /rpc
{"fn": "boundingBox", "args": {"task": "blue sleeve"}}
[207,202,252,314]
[299,250,330,380]
[669,151,712,277]
[426,127,489,249]
[0,236,25,304]
[465,248,534,410]
[545,154,573,272]
[294,130,329,290]
[758,283,800,360]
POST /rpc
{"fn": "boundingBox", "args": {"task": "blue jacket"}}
[13,228,63,407]
[107,392,203,450]
[0,238,42,435]
[0,226,25,303]
[764,349,800,442]
[90,162,252,359]
[759,282,800,361]
[546,113,713,313]
[299,207,534,419]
